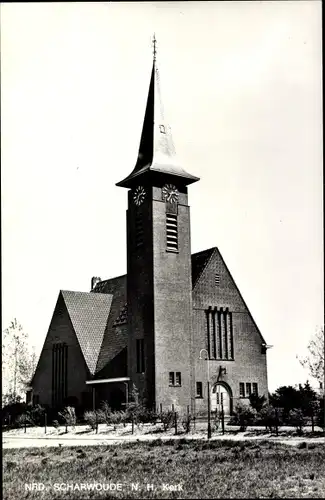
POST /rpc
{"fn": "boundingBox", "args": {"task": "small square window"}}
[169,372,175,386]
[196,382,203,398]
[246,383,252,397]
[239,382,245,398]
[175,372,181,386]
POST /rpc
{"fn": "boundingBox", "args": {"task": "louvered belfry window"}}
[166,213,178,251]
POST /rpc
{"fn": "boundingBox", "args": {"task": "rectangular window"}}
[239,382,245,398]
[215,274,220,286]
[246,383,252,397]
[52,343,68,407]
[175,372,181,386]
[196,382,203,398]
[166,213,178,251]
[252,383,258,396]
[169,372,175,386]
[136,339,145,373]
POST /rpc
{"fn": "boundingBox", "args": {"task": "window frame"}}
[196,381,203,398]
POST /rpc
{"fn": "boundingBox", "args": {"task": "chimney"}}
[91,276,101,291]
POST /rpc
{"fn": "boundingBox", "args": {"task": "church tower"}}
[116,39,199,410]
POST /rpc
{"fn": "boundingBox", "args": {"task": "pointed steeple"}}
[116,39,199,188]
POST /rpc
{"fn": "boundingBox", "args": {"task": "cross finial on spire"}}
[152,33,157,62]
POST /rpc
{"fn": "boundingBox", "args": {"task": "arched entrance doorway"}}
[211,382,232,416]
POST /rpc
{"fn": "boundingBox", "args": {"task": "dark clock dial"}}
[162,184,179,203]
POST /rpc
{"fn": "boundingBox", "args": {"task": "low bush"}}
[58,407,76,430]
[84,411,98,431]
[230,402,257,431]
[257,405,283,435]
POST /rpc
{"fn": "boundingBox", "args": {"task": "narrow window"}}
[169,372,175,386]
[135,213,144,248]
[252,383,258,396]
[239,382,245,398]
[215,274,220,286]
[196,382,203,398]
[136,339,145,373]
[166,213,178,251]
[229,312,234,360]
[175,372,182,386]
[246,383,252,397]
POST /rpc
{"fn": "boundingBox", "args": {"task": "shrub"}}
[52,420,60,430]
[231,402,257,431]
[100,401,112,425]
[289,408,306,435]
[28,404,46,426]
[109,411,124,430]
[15,413,33,428]
[58,407,76,429]
[258,405,283,435]
[160,410,174,431]
[211,410,220,433]
[181,412,192,433]
[84,411,98,431]
[2,401,28,427]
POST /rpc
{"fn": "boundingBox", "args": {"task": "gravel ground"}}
[3,423,324,448]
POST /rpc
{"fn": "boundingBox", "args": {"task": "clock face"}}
[133,186,146,206]
[162,184,179,204]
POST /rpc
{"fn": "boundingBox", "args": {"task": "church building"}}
[30,44,269,416]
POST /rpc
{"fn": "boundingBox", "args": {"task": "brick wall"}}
[192,248,268,414]
[32,292,91,407]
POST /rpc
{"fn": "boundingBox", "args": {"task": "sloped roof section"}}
[61,290,113,375]
[92,275,128,374]
[191,247,216,287]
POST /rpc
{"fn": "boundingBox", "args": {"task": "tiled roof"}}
[61,290,113,375]
[93,275,128,374]
[60,251,218,375]
[191,247,216,287]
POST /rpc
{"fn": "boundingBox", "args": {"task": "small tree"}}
[258,405,283,435]
[2,319,37,404]
[316,399,325,430]
[289,408,305,435]
[299,327,324,388]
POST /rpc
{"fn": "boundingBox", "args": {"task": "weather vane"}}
[152,33,157,62]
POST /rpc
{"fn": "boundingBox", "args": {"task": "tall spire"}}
[116,37,199,188]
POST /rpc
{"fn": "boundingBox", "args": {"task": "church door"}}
[211,383,231,416]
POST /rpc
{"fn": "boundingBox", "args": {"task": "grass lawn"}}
[3,439,325,499]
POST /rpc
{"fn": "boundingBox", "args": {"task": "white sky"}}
[1,1,323,392]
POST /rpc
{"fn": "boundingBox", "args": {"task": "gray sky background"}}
[1,1,323,392]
